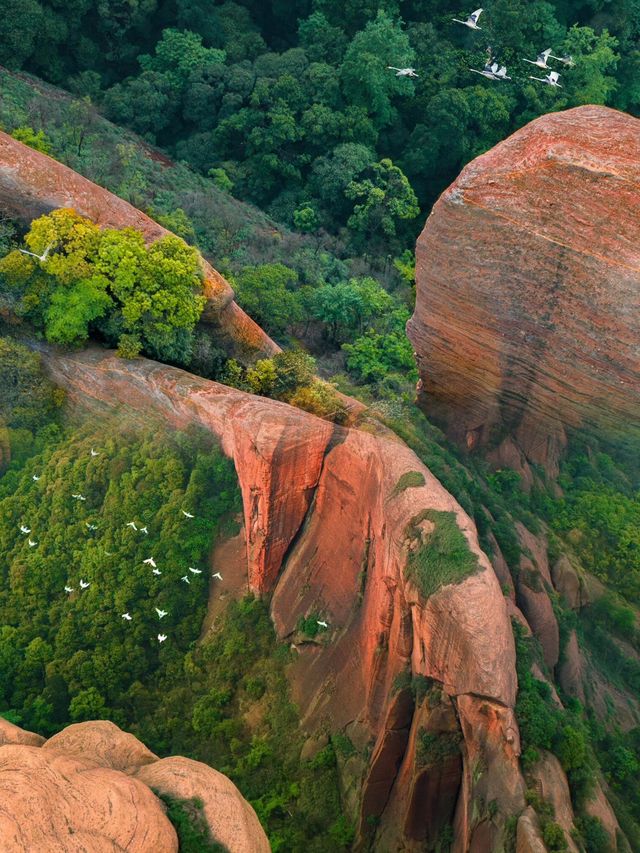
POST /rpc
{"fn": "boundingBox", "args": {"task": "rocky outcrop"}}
[408,106,640,474]
[0,131,278,358]
[137,757,270,853]
[530,751,579,853]
[0,719,268,853]
[42,346,524,850]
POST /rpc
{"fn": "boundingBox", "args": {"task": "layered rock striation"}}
[0,131,278,357]
[43,346,523,851]
[408,106,640,473]
[0,717,268,853]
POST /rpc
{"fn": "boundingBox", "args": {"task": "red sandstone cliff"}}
[0,717,268,852]
[0,131,278,357]
[42,346,524,851]
[407,105,640,474]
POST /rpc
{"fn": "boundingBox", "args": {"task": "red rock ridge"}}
[42,346,524,850]
[407,105,640,474]
[0,131,278,356]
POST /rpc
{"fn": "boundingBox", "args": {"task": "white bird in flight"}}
[28,538,37,547]
[470,60,510,80]
[126,521,138,530]
[79,579,90,589]
[529,70,562,87]
[140,526,148,535]
[317,620,329,629]
[453,8,483,29]
[90,448,99,457]
[19,243,53,262]
[19,525,31,534]
[155,608,168,619]
[157,634,167,643]
[181,510,194,518]
[32,475,40,481]
[152,568,162,576]
[212,572,223,581]
[86,523,98,531]
[523,48,552,69]
[387,66,419,78]
[64,585,74,593]
[143,557,157,568]
[549,52,574,66]
[181,575,191,584]
[121,612,132,621]
[188,567,202,575]
[72,493,86,501]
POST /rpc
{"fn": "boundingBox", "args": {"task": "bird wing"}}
[471,8,483,21]
[540,48,552,59]
[549,71,559,82]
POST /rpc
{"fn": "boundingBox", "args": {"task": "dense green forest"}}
[0,0,636,258]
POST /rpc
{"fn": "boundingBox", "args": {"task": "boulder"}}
[408,106,640,474]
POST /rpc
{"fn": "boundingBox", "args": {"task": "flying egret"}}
[181,510,195,518]
[90,448,99,457]
[143,557,157,568]
[86,522,98,531]
[453,8,483,29]
[529,70,562,87]
[32,475,40,481]
[64,585,74,593]
[523,48,552,69]
[157,634,167,643]
[19,525,31,534]
[152,568,162,576]
[126,521,138,530]
[79,579,90,589]
[181,575,191,584]
[155,608,168,619]
[188,567,202,575]
[72,493,86,501]
[18,243,53,262]
[212,572,223,581]
[122,612,132,621]
[386,66,419,78]
[28,538,37,547]
[317,620,329,629]
[549,52,574,66]
[470,61,510,80]
[140,526,148,535]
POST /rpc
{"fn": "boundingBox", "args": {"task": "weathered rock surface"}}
[137,757,270,853]
[0,719,268,853]
[0,130,277,357]
[530,751,579,853]
[42,346,524,850]
[408,106,640,474]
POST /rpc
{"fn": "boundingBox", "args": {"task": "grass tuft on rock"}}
[404,510,479,598]
[392,470,426,498]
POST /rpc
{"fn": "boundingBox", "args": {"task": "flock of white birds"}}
[17,446,225,646]
[388,7,575,88]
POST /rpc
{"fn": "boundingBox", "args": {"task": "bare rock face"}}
[0,744,178,852]
[0,719,268,853]
[530,751,579,853]
[42,347,524,850]
[137,757,270,853]
[0,131,278,357]
[43,720,158,773]
[408,106,640,474]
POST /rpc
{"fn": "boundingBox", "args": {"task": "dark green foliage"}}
[391,470,425,498]
[0,338,60,432]
[404,510,479,599]
[156,794,228,853]
[416,730,461,767]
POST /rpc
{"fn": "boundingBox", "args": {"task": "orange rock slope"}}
[0,717,268,853]
[43,347,524,851]
[0,131,278,357]
[407,106,640,474]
